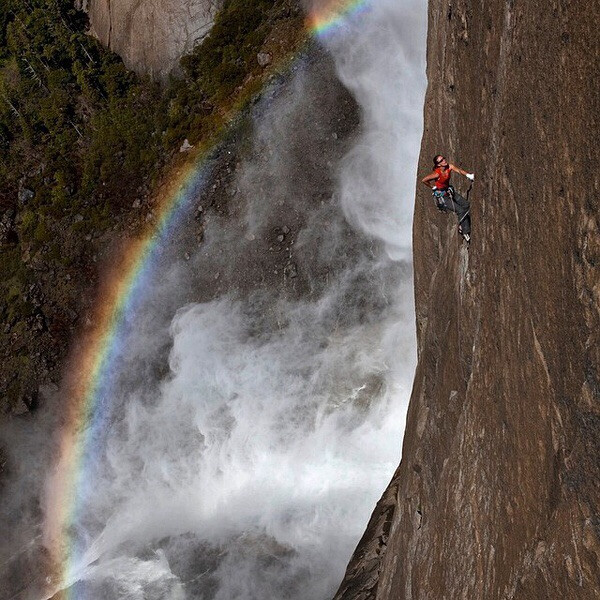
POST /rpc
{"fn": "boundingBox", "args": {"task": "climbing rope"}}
[431,182,473,381]
[456,181,473,380]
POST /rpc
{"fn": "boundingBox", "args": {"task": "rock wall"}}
[334,1,600,598]
[80,0,219,79]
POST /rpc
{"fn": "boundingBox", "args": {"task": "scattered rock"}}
[132,198,141,209]
[12,398,31,416]
[40,382,59,395]
[0,209,16,245]
[74,214,84,223]
[282,226,290,234]
[257,52,272,67]
[277,234,285,242]
[284,262,298,279]
[24,284,43,308]
[30,252,49,272]
[18,187,34,206]
[65,308,78,323]
[32,312,46,332]
[179,138,194,152]
[12,391,38,416]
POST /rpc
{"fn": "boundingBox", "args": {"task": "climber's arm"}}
[450,164,474,180]
[421,171,439,189]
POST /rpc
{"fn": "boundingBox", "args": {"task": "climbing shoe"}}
[458,224,470,245]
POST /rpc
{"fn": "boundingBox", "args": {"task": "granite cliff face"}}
[80,0,219,78]
[334,1,600,598]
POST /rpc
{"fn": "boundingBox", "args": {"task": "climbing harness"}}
[432,189,448,212]
[432,183,473,244]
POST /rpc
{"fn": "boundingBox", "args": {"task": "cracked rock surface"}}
[334,1,599,598]
[81,0,220,79]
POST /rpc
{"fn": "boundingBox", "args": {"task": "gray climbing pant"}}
[442,186,470,235]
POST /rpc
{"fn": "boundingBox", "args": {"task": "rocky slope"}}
[80,0,220,79]
[334,1,600,598]
[0,0,303,417]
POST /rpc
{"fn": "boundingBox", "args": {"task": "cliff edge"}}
[334,1,599,598]
[80,0,219,78]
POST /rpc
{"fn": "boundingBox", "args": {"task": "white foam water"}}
[1,1,426,598]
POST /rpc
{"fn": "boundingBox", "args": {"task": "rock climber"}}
[421,155,474,243]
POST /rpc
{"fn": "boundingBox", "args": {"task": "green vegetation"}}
[167,0,289,146]
[0,0,304,409]
[0,0,165,352]
[0,0,300,222]
[181,0,275,99]
[0,0,162,211]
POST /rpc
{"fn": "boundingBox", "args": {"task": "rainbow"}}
[308,0,371,36]
[43,1,372,597]
[43,154,215,598]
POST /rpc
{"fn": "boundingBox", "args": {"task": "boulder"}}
[257,52,272,67]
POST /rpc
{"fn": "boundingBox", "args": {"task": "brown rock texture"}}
[334,1,600,599]
[80,0,219,78]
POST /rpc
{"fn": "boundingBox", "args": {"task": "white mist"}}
[1,1,426,599]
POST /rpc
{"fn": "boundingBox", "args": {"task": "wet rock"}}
[11,391,38,416]
[284,262,298,279]
[12,398,31,416]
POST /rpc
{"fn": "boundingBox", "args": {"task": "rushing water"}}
[0,1,426,598]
